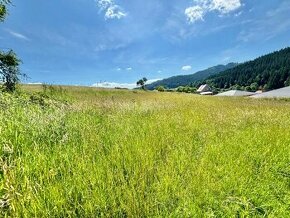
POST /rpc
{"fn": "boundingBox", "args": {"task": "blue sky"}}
[1,0,290,88]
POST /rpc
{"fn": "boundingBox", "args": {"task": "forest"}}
[204,47,290,91]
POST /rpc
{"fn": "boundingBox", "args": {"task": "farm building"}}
[216,90,255,97]
[200,91,213,95]
[197,84,211,93]
[251,86,290,98]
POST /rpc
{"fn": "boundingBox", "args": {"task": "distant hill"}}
[204,47,290,91]
[146,63,238,90]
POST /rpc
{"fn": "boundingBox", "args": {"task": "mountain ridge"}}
[204,47,290,91]
[146,63,238,90]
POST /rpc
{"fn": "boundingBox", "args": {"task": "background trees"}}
[204,47,290,91]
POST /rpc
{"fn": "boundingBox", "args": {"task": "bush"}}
[156,85,165,92]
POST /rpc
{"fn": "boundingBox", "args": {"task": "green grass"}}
[1,85,290,217]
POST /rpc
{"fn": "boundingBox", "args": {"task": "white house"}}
[197,84,211,93]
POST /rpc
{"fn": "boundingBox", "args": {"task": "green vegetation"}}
[0,50,23,92]
[1,85,290,217]
[0,0,23,92]
[146,63,238,90]
[0,0,10,21]
[155,85,165,92]
[136,77,148,90]
[205,47,290,91]
[176,86,197,93]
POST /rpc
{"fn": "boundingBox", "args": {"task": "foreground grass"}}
[1,86,290,217]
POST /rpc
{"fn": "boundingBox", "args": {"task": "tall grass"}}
[1,86,290,217]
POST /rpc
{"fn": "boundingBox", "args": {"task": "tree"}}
[0,50,22,92]
[136,77,147,90]
[156,85,165,92]
[0,0,23,92]
[0,0,10,22]
[284,77,290,86]
[250,82,259,91]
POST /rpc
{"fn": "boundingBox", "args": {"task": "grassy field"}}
[1,85,290,217]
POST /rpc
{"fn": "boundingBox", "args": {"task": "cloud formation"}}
[185,6,205,23]
[6,29,29,41]
[182,65,192,71]
[96,0,127,20]
[185,0,242,23]
[92,79,161,89]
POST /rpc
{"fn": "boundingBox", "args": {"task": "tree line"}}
[202,47,290,91]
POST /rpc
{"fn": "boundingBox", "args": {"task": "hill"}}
[204,47,290,91]
[146,63,238,90]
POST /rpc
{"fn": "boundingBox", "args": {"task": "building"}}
[200,91,213,95]
[250,86,290,98]
[216,90,255,97]
[197,84,211,93]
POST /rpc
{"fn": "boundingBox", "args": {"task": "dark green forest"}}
[204,47,290,91]
[146,63,238,90]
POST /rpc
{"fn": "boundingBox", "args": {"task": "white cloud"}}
[105,5,127,19]
[116,67,121,71]
[126,67,132,71]
[92,81,136,89]
[27,82,43,85]
[91,79,161,89]
[185,0,242,23]
[6,29,29,41]
[182,65,192,71]
[209,0,242,14]
[185,6,205,23]
[96,0,127,20]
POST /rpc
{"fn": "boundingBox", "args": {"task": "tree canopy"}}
[0,0,23,92]
[204,47,290,91]
[0,50,22,91]
[0,0,10,21]
[136,77,148,90]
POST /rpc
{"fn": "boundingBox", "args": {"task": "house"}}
[197,84,211,93]
[250,86,290,98]
[216,90,255,97]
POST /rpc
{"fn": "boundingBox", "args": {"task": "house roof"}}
[197,84,210,92]
[250,86,290,98]
[216,90,255,97]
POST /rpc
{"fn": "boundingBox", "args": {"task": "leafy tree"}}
[250,82,259,91]
[0,0,10,21]
[136,77,147,90]
[156,85,165,92]
[285,77,290,86]
[0,50,22,92]
[0,0,23,92]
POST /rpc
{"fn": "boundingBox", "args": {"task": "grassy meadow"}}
[0,85,290,217]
